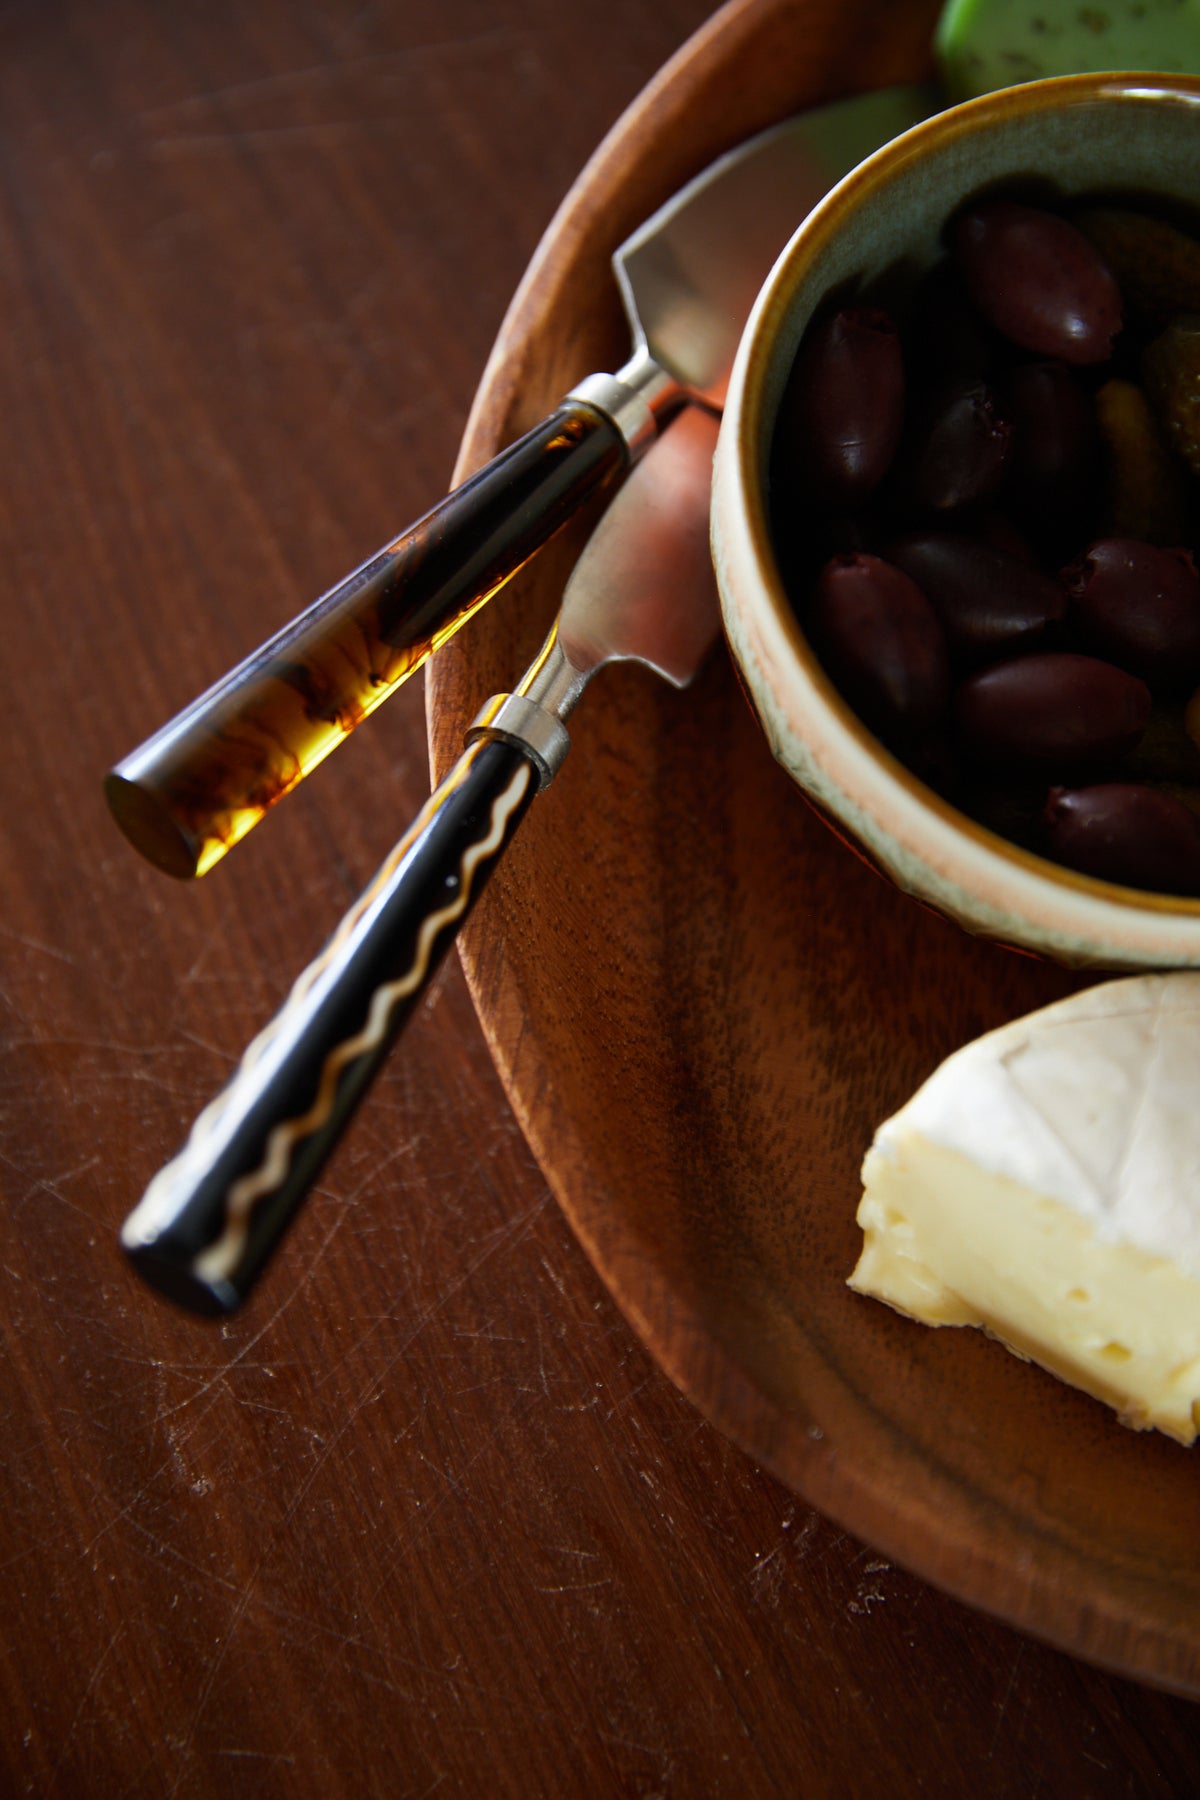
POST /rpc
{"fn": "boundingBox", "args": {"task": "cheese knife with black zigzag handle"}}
[120,407,721,1315]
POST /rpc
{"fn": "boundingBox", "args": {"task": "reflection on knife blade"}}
[613,84,936,408]
[104,85,933,881]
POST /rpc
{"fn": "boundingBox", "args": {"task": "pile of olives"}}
[770,190,1200,897]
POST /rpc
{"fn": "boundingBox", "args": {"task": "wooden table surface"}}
[2,1,1198,1793]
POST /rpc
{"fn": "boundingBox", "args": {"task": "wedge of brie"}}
[850,973,1200,1445]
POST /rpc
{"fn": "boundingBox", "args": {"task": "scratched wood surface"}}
[1,1,1198,1795]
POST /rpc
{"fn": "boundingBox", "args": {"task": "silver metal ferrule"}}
[466,693,570,791]
[466,622,597,790]
[566,344,679,461]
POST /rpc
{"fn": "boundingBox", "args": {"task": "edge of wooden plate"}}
[427,0,1200,1699]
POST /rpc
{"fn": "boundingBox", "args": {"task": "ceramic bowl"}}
[713,71,1200,969]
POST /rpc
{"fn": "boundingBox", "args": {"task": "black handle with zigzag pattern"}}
[120,737,538,1315]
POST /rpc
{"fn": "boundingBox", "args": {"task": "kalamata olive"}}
[955,652,1151,772]
[1002,360,1099,535]
[1042,783,1200,894]
[776,307,905,502]
[953,200,1123,364]
[811,552,948,742]
[901,378,1011,512]
[771,187,1200,895]
[886,531,1065,666]
[1062,537,1200,691]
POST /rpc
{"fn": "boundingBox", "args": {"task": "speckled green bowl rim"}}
[713,71,1200,970]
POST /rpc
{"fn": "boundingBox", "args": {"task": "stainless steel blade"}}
[467,408,722,783]
[558,405,720,684]
[610,85,934,413]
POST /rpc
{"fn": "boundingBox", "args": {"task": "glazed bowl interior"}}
[713,73,1200,969]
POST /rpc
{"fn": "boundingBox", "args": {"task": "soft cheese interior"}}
[850,973,1200,1445]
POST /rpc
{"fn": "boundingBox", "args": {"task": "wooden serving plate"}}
[427,0,1200,1695]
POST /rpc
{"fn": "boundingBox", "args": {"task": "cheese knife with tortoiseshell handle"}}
[120,407,720,1314]
[103,86,931,881]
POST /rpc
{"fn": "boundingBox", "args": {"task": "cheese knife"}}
[121,405,722,1314]
[104,84,932,880]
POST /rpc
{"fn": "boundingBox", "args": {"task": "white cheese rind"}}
[871,973,1200,1281]
[851,973,1200,1445]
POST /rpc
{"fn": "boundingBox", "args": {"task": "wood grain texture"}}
[431,0,1200,1705]
[1,0,1198,1794]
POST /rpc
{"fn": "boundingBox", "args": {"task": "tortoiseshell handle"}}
[121,737,538,1315]
[105,402,623,879]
